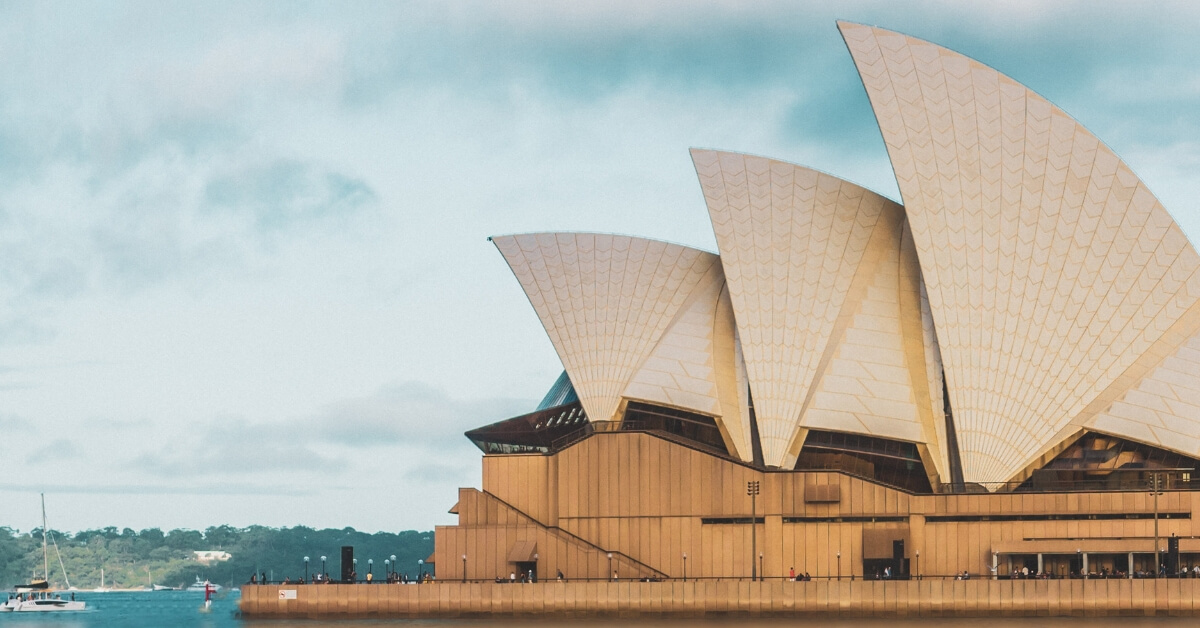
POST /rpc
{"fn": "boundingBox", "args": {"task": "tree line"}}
[0,525,434,589]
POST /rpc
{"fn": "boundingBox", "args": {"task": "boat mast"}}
[40,493,48,582]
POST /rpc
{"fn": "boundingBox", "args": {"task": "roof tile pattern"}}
[692,149,901,467]
[840,22,1200,482]
[493,233,722,424]
[1089,333,1200,457]
[623,265,754,460]
[800,203,941,474]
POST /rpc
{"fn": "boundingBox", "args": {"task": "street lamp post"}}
[837,552,841,581]
[683,553,687,583]
[759,553,764,581]
[747,480,760,581]
[462,554,467,583]
[368,559,373,583]
[353,558,358,583]
[320,556,327,581]
[915,550,919,580]
[390,555,396,581]
[385,559,391,581]
[607,553,614,581]
[304,556,309,583]
[418,559,424,582]
[533,554,539,583]
[1150,472,1165,578]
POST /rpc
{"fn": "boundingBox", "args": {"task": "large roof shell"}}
[492,233,754,461]
[840,22,1200,483]
[692,150,945,470]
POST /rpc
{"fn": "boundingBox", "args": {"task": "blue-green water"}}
[0,591,238,628]
[2,591,1200,627]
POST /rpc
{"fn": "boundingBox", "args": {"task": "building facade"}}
[435,22,1200,584]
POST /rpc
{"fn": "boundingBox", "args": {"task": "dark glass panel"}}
[620,401,730,456]
[794,429,932,493]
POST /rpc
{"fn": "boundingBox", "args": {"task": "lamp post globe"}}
[418,558,424,582]
[320,556,327,580]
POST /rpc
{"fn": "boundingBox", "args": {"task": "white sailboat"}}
[0,494,86,612]
[93,567,111,592]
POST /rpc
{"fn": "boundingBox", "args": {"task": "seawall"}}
[240,579,1200,618]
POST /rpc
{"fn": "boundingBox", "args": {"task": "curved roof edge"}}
[691,149,947,472]
[839,20,1200,484]
[492,232,754,459]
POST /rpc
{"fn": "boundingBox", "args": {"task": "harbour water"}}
[3,591,1200,628]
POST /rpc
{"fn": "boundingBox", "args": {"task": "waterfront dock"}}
[240,579,1200,618]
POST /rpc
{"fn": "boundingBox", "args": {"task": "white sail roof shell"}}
[840,22,1200,482]
[493,233,753,461]
[692,150,945,470]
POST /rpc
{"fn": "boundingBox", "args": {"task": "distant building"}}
[437,22,1200,584]
[193,550,232,564]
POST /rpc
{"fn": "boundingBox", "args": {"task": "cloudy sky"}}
[1,1,1198,535]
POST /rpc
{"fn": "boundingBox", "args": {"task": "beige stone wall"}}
[447,433,1198,584]
[241,579,1200,618]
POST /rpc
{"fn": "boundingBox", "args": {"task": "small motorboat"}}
[2,591,85,612]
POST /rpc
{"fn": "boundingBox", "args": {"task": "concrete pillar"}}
[992,553,999,580]
[764,515,783,579]
[1037,554,1043,575]
[1128,552,1135,579]
[547,456,559,527]
[1082,553,1088,576]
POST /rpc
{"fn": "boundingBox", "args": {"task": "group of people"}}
[500,570,537,583]
[386,572,431,583]
[258,571,435,585]
[278,572,333,585]
[788,567,812,581]
[496,569,671,583]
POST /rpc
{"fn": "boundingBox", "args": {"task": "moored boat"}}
[186,577,221,592]
[1,495,87,613]
[3,591,86,612]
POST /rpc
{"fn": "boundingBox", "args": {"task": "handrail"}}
[479,490,668,579]
[247,571,1200,585]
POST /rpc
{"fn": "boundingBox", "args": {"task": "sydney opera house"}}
[433,22,1200,583]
